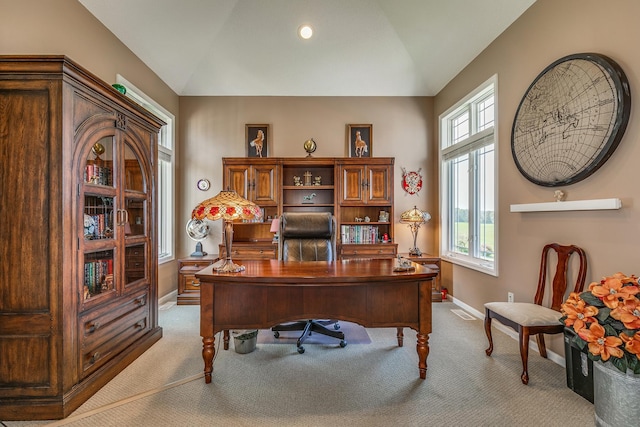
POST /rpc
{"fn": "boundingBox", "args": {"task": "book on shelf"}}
[340,224,380,244]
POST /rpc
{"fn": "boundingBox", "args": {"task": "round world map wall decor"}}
[511,53,631,187]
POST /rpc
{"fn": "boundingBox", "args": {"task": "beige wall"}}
[435,0,640,354]
[1,0,180,299]
[178,96,436,258]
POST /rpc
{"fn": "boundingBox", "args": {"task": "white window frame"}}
[439,75,498,276]
[116,75,175,265]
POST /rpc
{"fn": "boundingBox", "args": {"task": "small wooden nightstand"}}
[177,255,218,305]
[399,253,442,302]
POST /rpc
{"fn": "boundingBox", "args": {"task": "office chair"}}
[484,243,587,384]
[271,212,347,353]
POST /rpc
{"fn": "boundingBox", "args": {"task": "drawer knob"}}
[134,298,144,306]
[88,322,101,333]
[191,280,200,287]
[135,320,145,329]
[259,250,264,254]
[89,352,101,364]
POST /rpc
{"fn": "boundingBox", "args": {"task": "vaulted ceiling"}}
[79,0,536,96]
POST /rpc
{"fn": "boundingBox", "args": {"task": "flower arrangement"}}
[560,272,640,374]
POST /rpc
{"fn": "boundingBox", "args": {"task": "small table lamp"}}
[192,189,262,272]
[400,206,431,256]
[270,217,280,242]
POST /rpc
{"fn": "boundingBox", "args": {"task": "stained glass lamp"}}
[192,190,262,272]
[400,206,431,256]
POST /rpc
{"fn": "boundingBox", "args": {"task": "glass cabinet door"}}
[83,249,115,300]
[84,137,114,187]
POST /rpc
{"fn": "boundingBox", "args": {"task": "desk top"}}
[196,258,437,284]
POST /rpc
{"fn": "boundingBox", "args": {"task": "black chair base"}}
[272,320,347,353]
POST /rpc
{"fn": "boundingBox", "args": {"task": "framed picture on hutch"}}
[347,124,372,158]
[246,124,270,158]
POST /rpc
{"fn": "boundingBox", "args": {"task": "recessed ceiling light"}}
[298,25,313,40]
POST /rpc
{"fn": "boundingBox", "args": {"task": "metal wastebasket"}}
[233,330,258,354]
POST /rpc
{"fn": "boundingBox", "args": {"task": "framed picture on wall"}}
[246,124,270,158]
[347,124,372,158]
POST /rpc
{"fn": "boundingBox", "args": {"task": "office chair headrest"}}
[281,212,333,239]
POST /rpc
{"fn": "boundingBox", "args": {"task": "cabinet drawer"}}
[220,244,277,259]
[340,244,397,259]
[183,274,201,290]
[79,290,150,377]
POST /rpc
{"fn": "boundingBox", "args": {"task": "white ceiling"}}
[79,0,536,96]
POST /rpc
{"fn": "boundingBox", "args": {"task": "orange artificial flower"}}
[561,293,599,332]
[621,332,640,358]
[577,322,624,361]
[611,297,640,330]
[589,273,640,309]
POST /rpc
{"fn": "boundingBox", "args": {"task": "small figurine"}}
[302,193,317,203]
[293,176,302,186]
[314,176,322,186]
[364,216,370,222]
[554,190,566,202]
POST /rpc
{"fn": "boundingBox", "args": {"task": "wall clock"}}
[401,167,423,195]
[197,178,210,191]
[511,53,631,187]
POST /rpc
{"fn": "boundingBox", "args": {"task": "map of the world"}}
[511,53,630,187]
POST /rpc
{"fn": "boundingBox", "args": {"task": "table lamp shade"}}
[192,190,262,222]
[269,218,280,233]
[191,190,262,273]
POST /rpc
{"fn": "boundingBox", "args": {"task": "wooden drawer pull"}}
[88,322,100,333]
[89,352,100,364]
[191,280,200,287]
[134,298,145,306]
[135,321,145,329]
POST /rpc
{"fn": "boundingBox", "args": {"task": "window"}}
[116,75,175,264]
[439,75,497,275]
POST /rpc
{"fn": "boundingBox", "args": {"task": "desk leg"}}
[223,330,230,350]
[203,336,215,384]
[396,327,404,347]
[417,333,430,379]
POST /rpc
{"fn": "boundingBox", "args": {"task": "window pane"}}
[158,157,173,258]
[477,95,494,131]
[452,110,470,145]
[477,145,495,261]
[450,155,469,255]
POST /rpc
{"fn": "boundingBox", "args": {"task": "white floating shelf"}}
[510,198,622,212]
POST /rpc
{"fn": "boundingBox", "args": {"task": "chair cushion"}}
[484,302,562,327]
[282,238,333,261]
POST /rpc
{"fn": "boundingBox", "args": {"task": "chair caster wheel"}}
[339,340,347,348]
[297,346,305,354]
[334,323,340,330]
[273,331,280,338]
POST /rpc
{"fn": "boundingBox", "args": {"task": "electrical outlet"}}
[508,292,514,303]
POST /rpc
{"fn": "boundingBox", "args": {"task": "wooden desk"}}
[196,259,436,383]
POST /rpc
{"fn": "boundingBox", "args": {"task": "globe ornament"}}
[303,138,317,157]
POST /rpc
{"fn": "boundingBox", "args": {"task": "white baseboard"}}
[450,296,565,368]
[159,290,177,307]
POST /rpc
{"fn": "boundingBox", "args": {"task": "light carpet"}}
[3,302,595,427]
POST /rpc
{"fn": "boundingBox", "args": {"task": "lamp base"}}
[408,247,423,257]
[212,258,246,273]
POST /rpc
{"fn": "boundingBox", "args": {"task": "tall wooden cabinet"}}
[0,56,163,420]
[222,156,396,259]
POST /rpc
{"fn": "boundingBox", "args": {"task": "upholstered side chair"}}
[484,243,587,384]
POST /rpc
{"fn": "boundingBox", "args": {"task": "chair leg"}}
[519,327,530,385]
[536,333,548,358]
[484,311,494,356]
